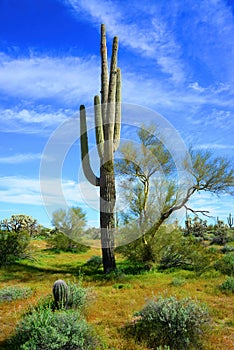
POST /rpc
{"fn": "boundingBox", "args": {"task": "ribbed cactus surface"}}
[52,279,68,309]
[80,24,121,273]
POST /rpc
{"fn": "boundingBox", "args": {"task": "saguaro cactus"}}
[80,24,121,273]
[227,213,233,228]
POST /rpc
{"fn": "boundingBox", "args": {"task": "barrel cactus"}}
[52,279,68,309]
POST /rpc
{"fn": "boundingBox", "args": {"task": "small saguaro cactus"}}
[52,279,68,309]
[80,24,121,273]
[227,213,234,228]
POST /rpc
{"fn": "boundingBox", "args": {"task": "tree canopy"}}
[116,124,234,253]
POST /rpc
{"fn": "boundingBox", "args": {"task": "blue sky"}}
[0,0,233,229]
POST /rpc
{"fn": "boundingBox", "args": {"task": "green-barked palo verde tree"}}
[80,24,121,273]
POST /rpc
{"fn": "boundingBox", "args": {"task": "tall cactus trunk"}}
[80,24,121,273]
[100,161,116,272]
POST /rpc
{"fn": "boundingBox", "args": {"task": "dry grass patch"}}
[0,245,233,349]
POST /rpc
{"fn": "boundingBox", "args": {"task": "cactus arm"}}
[80,105,100,186]
[101,24,109,123]
[106,36,118,143]
[94,95,104,158]
[113,68,121,152]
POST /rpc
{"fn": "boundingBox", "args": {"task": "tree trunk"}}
[100,161,116,273]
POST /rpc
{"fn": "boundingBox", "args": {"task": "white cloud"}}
[0,107,71,134]
[188,191,234,223]
[0,177,42,206]
[0,153,42,164]
[189,82,206,92]
[0,54,99,105]
[194,143,234,151]
[66,0,186,82]
[0,176,99,210]
[187,109,234,131]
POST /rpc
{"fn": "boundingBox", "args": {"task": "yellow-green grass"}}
[0,240,233,349]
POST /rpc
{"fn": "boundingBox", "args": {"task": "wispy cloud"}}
[0,106,72,134]
[188,191,234,223]
[0,153,42,164]
[187,109,234,131]
[66,0,186,82]
[193,143,234,151]
[0,54,99,105]
[0,176,98,210]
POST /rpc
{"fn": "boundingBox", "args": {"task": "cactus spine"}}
[52,279,68,309]
[80,24,121,273]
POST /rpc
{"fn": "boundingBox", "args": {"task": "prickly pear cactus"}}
[52,279,68,309]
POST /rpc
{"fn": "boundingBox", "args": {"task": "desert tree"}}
[0,214,39,237]
[117,124,234,262]
[50,207,87,251]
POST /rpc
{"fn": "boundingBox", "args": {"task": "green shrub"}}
[0,230,31,266]
[129,296,210,349]
[221,245,234,254]
[112,283,131,289]
[170,277,185,287]
[118,227,216,274]
[219,277,234,293]
[214,253,234,276]
[8,307,97,350]
[0,286,32,303]
[67,280,89,312]
[85,255,102,270]
[47,231,89,253]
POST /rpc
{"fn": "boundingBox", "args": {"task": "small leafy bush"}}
[170,277,185,287]
[0,230,31,266]
[101,268,126,282]
[112,283,131,289]
[219,277,234,293]
[8,307,97,350]
[67,280,89,312]
[221,245,234,254]
[0,286,32,303]
[85,255,102,270]
[129,296,210,349]
[214,253,234,276]
[47,231,89,253]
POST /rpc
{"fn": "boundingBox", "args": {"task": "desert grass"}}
[0,240,233,349]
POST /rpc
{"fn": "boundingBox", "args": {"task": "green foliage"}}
[129,296,210,349]
[8,307,97,350]
[219,277,234,293]
[85,255,102,270]
[51,279,89,312]
[118,227,217,273]
[101,268,126,282]
[221,245,234,254]
[51,207,87,249]
[1,214,40,237]
[0,230,31,266]
[170,277,186,287]
[112,283,131,289]
[0,286,32,303]
[66,280,89,312]
[47,231,89,253]
[214,253,234,276]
